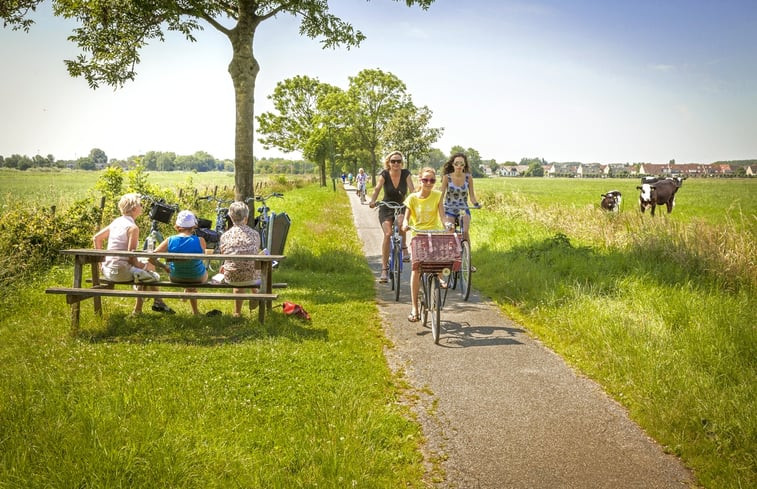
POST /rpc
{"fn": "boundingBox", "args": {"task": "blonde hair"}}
[383,150,404,170]
[118,193,141,215]
[418,166,436,178]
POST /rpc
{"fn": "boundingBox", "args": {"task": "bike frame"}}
[376,201,405,301]
[252,192,283,251]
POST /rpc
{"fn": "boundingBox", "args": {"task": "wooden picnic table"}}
[45,249,285,334]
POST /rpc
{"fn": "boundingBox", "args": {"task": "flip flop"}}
[407,312,420,322]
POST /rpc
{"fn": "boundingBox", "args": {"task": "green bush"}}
[0,199,102,285]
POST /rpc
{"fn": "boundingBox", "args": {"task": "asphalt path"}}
[346,185,696,488]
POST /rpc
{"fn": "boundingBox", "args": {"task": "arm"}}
[401,206,412,232]
[92,225,110,249]
[368,174,385,208]
[440,174,449,203]
[125,224,143,267]
[405,172,415,194]
[467,174,479,206]
[437,193,446,226]
[154,238,170,253]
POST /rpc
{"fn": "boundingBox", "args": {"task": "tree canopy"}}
[2,0,435,200]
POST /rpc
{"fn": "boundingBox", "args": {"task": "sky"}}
[1,0,756,165]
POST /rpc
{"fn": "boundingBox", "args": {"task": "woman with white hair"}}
[219,201,261,317]
[92,193,173,315]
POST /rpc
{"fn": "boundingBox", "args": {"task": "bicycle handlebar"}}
[197,195,233,205]
[255,192,283,202]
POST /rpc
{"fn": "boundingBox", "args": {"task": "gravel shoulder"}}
[347,186,696,488]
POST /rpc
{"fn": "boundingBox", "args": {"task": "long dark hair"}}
[443,152,469,175]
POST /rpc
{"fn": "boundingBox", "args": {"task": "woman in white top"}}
[92,193,173,314]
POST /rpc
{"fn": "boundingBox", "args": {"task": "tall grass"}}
[472,182,756,489]
[0,185,425,488]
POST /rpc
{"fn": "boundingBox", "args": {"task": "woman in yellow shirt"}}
[402,167,445,322]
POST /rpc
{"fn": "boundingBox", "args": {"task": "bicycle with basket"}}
[410,228,463,344]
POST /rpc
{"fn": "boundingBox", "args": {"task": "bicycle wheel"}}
[391,240,401,301]
[429,274,442,344]
[459,240,472,301]
[205,245,222,273]
[420,273,429,327]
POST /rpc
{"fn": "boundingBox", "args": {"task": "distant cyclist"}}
[355,167,368,203]
[369,150,415,283]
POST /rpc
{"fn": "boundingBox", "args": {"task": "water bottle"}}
[146,235,155,252]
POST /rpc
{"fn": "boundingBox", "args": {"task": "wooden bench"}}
[46,249,285,335]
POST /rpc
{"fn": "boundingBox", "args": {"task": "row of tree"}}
[0,150,314,175]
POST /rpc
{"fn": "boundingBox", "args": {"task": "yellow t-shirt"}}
[404,190,443,235]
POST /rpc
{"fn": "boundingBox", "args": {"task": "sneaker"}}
[152,302,175,314]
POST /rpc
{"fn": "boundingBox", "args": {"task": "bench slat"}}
[86,279,288,289]
[46,288,277,301]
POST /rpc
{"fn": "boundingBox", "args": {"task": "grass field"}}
[0,169,238,208]
[1,171,755,488]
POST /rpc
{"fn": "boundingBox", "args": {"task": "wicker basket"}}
[410,233,461,272]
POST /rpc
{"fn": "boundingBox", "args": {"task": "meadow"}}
[1,170,755,488]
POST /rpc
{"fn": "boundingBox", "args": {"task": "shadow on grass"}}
[82,311,328,346]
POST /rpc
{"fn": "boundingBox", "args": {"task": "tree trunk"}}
[319,159,327,186]
[227,14,259,202]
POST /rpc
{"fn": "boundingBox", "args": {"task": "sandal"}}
[407,312,420,322]
[379,268,388,283]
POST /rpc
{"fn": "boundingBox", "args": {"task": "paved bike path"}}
[346,186,695,488]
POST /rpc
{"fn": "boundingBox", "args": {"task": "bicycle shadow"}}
[416,321,525,348]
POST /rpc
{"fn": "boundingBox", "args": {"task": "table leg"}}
[71,256,84,336]
[91,262,102,316]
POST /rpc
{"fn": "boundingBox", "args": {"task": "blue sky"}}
[1,0,756,164]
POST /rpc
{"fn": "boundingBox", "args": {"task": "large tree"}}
[382,103,443,171]
[2,0,434,200]
[256,75,341,187]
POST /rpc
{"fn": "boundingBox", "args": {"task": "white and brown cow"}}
[636,177,684,216]
[600,190,622,212]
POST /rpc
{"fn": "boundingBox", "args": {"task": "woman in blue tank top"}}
[154,210,208,315]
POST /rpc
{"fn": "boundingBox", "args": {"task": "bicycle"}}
[375,201,406,302]
[446,204,480,301]
[195,195,235,272]
[251,192,284,252]
[409,228,462,344]
[139,195,178,273]
[356,180,367,204]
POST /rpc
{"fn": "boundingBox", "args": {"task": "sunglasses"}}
[390,159,402,164]
[453,162,466,166]
[420,178,436,184]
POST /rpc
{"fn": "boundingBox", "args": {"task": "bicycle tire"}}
[459,240,472,301]
[392,239,401,301]
[420,274,429,327]
[430,274,442,344]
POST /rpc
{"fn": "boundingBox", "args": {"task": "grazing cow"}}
[636,177,684,216]
[600,190,622,212]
